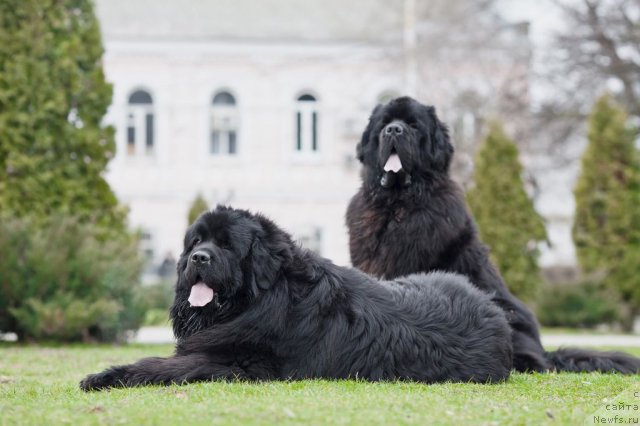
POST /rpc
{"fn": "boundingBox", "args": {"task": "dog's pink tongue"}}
[384,153,403,173]
[188,282,214,307]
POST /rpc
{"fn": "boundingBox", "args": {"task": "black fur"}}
[346,96,640,374]
[80,206,513,390]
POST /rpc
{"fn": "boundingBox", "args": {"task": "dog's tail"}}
[491,293,640,374]
[545,348,640,374]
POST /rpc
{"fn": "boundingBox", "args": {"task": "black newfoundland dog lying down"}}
[347,96,640,374]
[80,206,513,390]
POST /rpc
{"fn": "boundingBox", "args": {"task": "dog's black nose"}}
[384,122,403,136]
[190,250,211,264]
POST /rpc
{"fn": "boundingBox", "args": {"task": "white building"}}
[95,0,552,275]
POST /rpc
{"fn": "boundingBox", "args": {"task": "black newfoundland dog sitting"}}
[80,206,513,390]
[346,96,640,374]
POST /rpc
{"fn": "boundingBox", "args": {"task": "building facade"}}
[95,0,551,277]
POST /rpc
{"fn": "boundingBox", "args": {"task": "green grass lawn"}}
[541,327,634,335]
[0,344,638,426]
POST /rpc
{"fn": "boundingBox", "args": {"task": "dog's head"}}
[171,206,293,338]
[356,96,453,189]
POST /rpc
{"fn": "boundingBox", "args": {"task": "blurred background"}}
[1,0,638,342]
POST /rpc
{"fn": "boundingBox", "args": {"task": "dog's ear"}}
[247,215,293,291]
[356,104,383,163]
[429,107,454,172]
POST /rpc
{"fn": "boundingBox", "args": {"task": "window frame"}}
[126,89,155,157]
[294,93,320,156]
[210,90,239,156]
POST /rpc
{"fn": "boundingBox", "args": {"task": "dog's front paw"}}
[79,367,127,391]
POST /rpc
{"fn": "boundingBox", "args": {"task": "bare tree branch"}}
[537,0,640,155]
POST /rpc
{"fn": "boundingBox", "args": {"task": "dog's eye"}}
[190,238,201,250]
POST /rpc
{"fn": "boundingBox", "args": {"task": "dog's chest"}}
[355,205,414,256]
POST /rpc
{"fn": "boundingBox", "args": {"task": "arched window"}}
[295,93,318,153]
[211,91,238,155]
[126,89,154,156]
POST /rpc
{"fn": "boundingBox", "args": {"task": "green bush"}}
[573,95,640,330]
[466,122,547,302]
[136,280,174,326]
[143,309,171,327]
[9,293,121,341]
[536,281,621,329]
[0,216,145,342]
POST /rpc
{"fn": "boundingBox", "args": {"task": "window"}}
[457,111,477,142]
[295,93,318,153]
[453,90,483,149]
[126,89,154,156]
[452,109,481,154]
[211,91,238,155]
[139,229,155,264]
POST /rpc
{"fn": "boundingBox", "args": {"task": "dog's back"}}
[302,265,514,383]
[380,271,513,382]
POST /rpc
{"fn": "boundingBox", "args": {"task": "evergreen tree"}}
[0,1,144,341]
[467,122,547,301]
[0,0,124,230]
[188,194,209,225]
[573,95,640,328]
